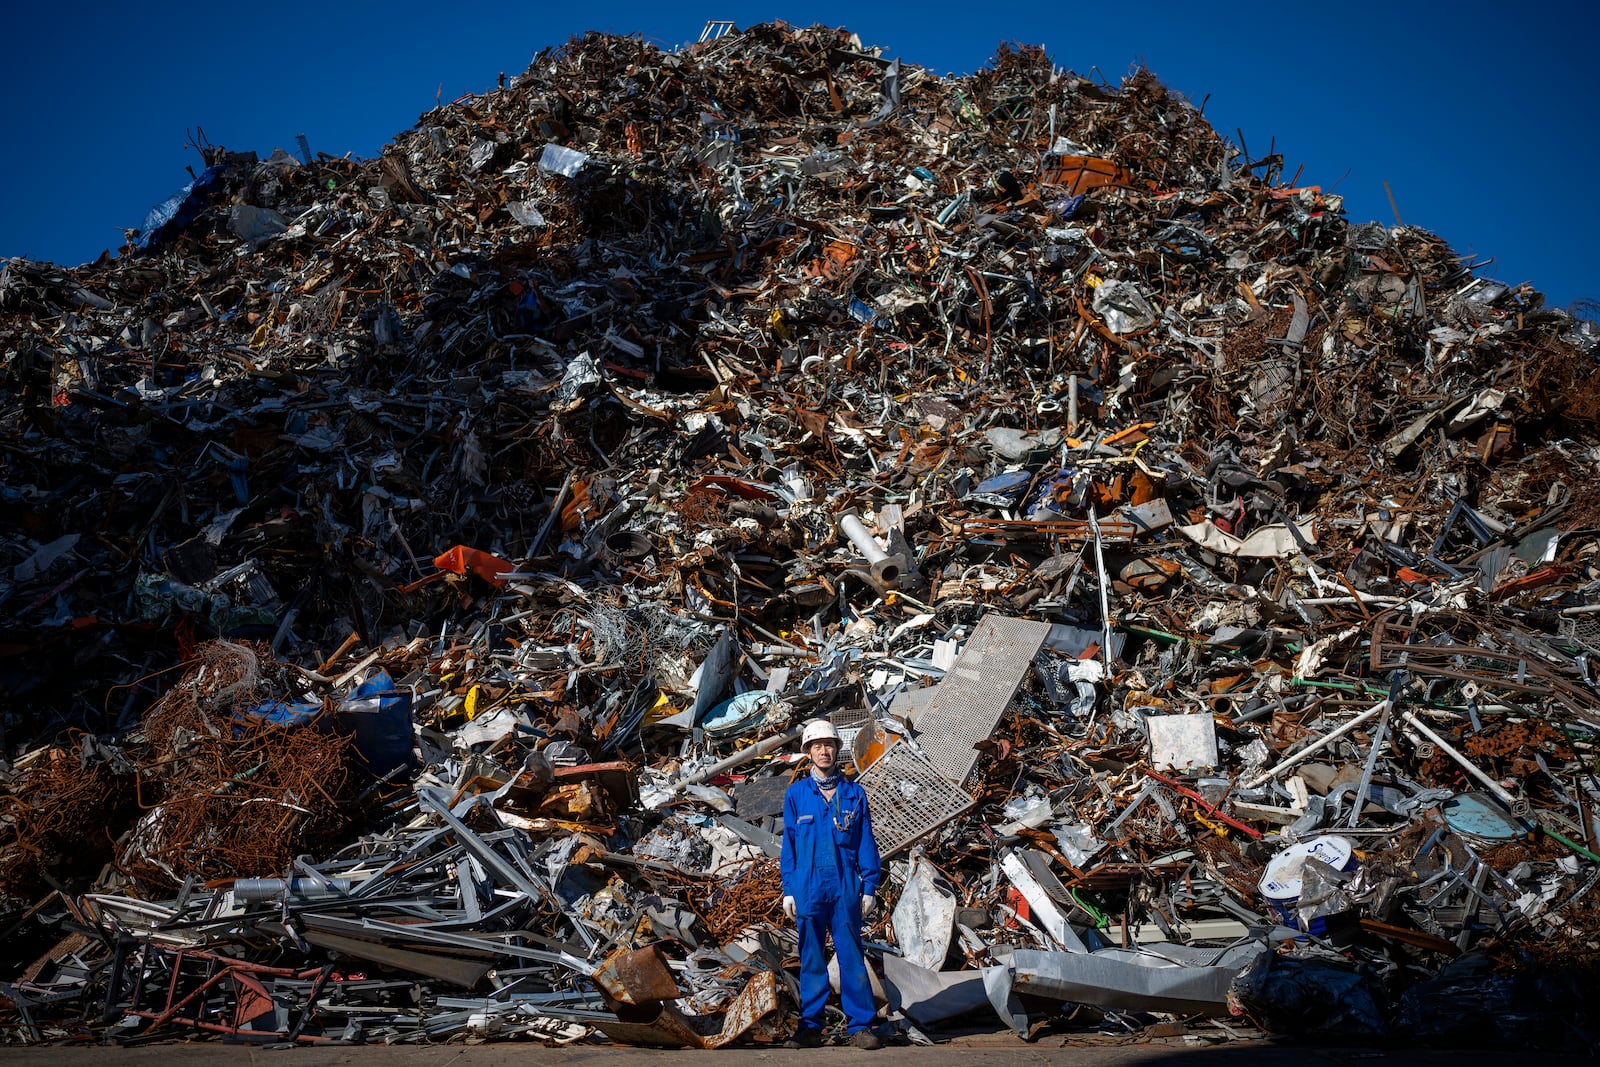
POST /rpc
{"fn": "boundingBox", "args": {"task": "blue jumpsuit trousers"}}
[795,874,876,1032]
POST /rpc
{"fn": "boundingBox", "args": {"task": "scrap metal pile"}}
[4,21,1600,1049]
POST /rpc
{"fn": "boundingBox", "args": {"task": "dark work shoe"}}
[784,1029,823,1048]
[848,1030,882,1050]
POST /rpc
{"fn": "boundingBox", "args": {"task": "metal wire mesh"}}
[1560,615,1600,657]
[828,704,874,765]
[581,602,712,672]
[116,641,356,893]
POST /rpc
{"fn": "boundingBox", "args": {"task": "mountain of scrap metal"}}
[1,18,1597,846]
[7,21,1600,1049]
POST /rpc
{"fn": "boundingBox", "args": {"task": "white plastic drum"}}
[1257,834,1358,929]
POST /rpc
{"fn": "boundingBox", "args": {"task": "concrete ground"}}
[3,1034,1594,1067]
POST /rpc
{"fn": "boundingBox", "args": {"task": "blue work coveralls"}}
[780,775,883,1034]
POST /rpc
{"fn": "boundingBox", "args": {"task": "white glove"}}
[782,895,797,919]
[861,894,877,917]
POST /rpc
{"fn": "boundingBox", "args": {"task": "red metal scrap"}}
[1142,767,1263,839]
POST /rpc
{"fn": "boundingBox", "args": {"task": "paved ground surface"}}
[3,1037,1593,1066]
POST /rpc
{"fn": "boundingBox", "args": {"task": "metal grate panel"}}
[911,614,1052,785]
[858,741,974,856]
[829,704,874,765]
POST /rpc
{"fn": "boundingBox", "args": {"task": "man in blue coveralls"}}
[780,718,883,1049]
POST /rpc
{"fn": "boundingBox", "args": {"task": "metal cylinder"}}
[1067,374,1079,432]
[677,723,803,790]
[837,509,905,587]
[233,877,353,903]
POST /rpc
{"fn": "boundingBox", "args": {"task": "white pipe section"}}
[838,509,905,587]
[1399,709,1530,818]
[675,724,804,792]
[1241,699,1387,789]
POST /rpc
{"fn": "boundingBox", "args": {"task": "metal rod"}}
[415,787,553,904]
[1087,505,1113,679]
[529,471,575,558]
[1346,704,1392,827]
[1143,768,1263,839]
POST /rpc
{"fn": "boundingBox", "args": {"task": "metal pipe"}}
[529,471,575,557]
[1399,709,1530,818]
[837,509,905,587]
[1067,373,1079,432]
[1241,699,1387,788]
[675,723,804,792]
[1230,691,1314,726]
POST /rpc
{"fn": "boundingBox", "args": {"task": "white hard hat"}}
[801,719,841,747]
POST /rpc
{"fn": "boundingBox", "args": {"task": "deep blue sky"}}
[3,2,1594,311]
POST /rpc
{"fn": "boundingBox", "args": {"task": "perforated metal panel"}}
[911,614,1052,785]
[858,741,974,857]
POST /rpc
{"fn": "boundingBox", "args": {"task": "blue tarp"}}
[248,670,415,778]
[338,670,417,778]
[135,165,229,251]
